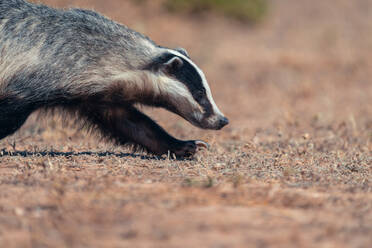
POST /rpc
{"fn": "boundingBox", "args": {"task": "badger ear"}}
[176,47,189,57]
[163,56,183,73]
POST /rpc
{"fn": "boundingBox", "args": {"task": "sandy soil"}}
[0,0,371,247]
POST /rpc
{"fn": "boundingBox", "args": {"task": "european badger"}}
[0,0,229,157]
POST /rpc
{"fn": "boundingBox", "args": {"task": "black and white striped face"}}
[148,48,229,130]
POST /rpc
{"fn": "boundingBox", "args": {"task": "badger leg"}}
[0,116,29,140]
[0,97,33,140]
[81,105,200,157]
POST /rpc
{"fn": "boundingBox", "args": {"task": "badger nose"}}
[218,116,229,129]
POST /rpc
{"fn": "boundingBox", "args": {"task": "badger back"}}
[0,0,157,100]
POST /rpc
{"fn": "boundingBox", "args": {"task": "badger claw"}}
[169,140,209,159]
[195,140,209,150]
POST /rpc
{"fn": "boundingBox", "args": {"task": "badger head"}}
[145,48,229,130]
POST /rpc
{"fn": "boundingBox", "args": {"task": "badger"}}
[0,0,229,158]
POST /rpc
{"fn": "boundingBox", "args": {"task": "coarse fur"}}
[0,0,228,158]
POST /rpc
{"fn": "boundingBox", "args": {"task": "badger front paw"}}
[171,140,209,158]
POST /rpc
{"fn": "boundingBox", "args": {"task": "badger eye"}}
[196,89,206,99]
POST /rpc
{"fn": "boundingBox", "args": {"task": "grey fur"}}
[1,0,156,98]
[0,0,228,157]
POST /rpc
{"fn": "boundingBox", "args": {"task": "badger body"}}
[0,0,228,157]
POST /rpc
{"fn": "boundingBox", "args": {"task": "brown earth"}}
[0,0,371,247]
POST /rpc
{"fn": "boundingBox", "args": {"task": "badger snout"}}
[199,114,229,130]
[211,115,229,130]
[217,116,229,129]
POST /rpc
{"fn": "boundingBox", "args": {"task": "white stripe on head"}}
[166,49,224,117]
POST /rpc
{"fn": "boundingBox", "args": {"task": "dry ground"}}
[0,0,371,247]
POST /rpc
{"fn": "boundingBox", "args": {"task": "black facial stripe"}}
[170,56,214,116]
[171,57,203,95]
[199,97,213,117]
[146,53,213,115]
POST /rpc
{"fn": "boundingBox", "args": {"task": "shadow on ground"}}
[0,149,158,160]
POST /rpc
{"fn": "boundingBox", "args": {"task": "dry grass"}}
[1,0,371,247]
